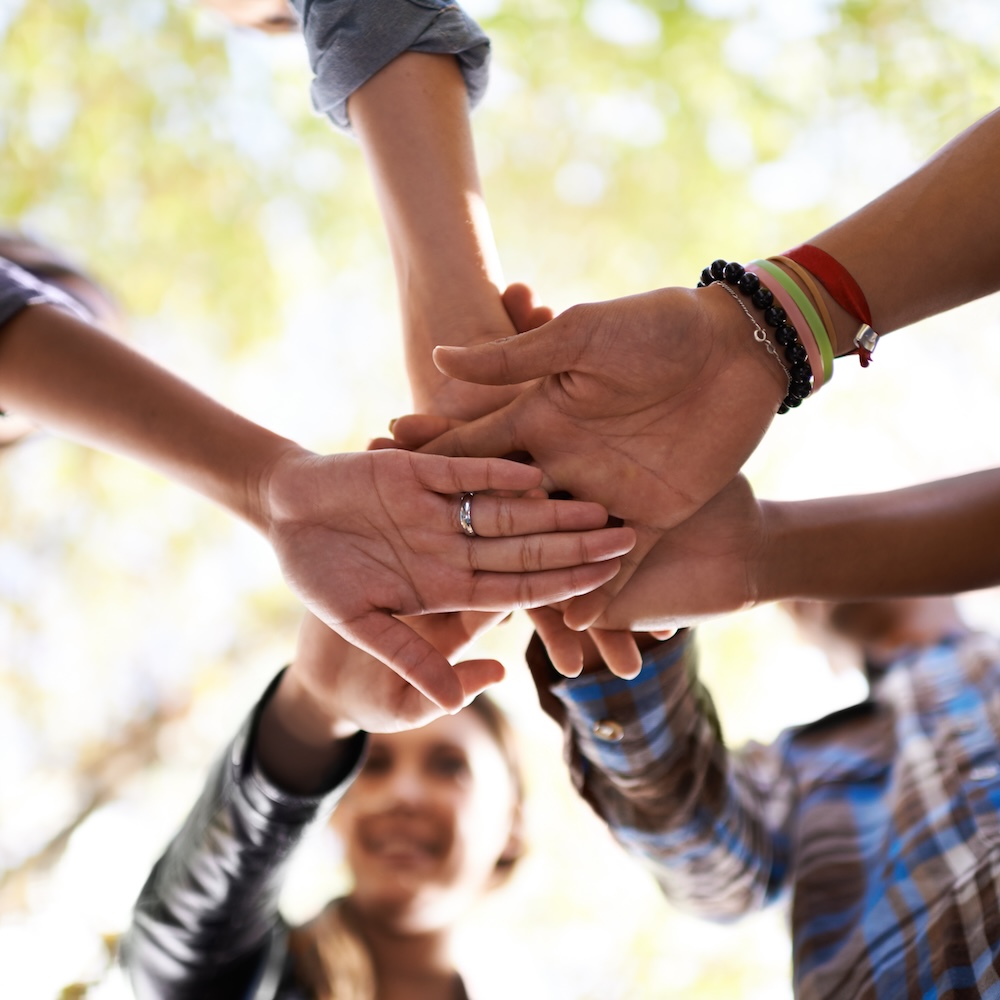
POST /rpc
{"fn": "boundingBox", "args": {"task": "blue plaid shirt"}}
[531,629,1000,999]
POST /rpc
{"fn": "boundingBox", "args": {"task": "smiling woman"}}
[294,698,524,999]
[122,610,527,1000]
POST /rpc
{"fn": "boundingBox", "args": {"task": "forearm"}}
[529,631,788,919]
[255,668,363,795]
[808,107,1000,350]
[0,305,300,530]
[758,468,1000,602]
[349,52,517,414]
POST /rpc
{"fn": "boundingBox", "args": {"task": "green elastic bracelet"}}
[751,258,834,383]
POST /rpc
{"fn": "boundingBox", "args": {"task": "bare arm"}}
[757,469,1000,603]
[585,469,1000,635]
[0,303,635,708]
[812,107,1000,350]
[0,304,291,525]
[349,51,525,419]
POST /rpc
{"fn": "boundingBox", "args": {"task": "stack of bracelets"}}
[698,249,878,415]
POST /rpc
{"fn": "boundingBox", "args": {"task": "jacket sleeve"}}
[526,631,795,921]
[289,0,490,133]
[120,671,367,1000]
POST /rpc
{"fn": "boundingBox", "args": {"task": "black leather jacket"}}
[119,672,367,1000]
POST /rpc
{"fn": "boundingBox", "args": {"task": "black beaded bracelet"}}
[698,259,813,414]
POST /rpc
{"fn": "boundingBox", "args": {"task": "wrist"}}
[251,440,326,537]
[278,667,362,741]
[695,283,788,410]
[776,244,876,358]
[403,289,524,419]
[256,669,361,795]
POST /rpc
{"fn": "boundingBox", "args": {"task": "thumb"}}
[451,658,506,703]
[502,282,554,333]
[389,413,463,451]
[342,611,466,712]
[433,312,580,386]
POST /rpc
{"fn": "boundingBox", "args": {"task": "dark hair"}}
[465,692,526,877]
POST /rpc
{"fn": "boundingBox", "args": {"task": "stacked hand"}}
[389,283,784,675]
[424,285,783,529]
[287,607,510,738]
[257,444,634,709]
[404,283,552,423]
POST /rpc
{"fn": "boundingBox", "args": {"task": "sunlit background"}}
[2,0,1000,997]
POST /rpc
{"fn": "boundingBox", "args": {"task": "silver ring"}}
[458,492,476,537]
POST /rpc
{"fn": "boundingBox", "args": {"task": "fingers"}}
[452,658,507,702]
[412,452,541,494]
[527,609,644,679]
[340,611,466,712]
[502,282,554,333]
[454,559,623,612]
[461,494,615,537]
[563,575,625,632]
[405,406,522,461]
[433,310,578,386]
[527,606,584,677]
[562,525,660,630]
[466,526,635,573]
[585,628,643,679]
[390,413,461,450]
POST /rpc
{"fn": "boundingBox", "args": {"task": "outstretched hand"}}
[581,474,766,633]
[289,607,510,737]
[393,283,785,630]
[258,446,635,710]
[427,284,784,527]
[254,607,510,795]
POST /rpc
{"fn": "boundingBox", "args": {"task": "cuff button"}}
[592,719,624,743]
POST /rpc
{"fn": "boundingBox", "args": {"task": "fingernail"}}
[388,417,398,432]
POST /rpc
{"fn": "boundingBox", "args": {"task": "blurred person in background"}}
[527,593,1000,997]
[122,607,525,1000]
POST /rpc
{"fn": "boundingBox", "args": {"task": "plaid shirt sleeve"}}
[526,630,794,921]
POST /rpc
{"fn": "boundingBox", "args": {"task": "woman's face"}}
[332,708,520,934]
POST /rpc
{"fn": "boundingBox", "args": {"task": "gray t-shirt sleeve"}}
[290,0,490,133]
[0,257,92,416]
[0,257,86,331]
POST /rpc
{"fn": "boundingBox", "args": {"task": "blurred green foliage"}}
[0,0,998,996]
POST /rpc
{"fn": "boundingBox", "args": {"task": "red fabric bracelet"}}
[783,243,876,366]
[783,244,872,325]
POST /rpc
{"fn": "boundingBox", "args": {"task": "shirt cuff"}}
[550,634,694,776]
[233,668,368,826]
[292,0,490,133]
